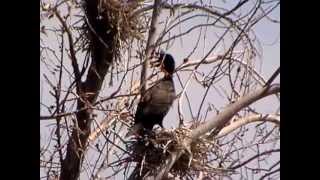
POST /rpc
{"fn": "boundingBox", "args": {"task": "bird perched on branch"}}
[127,51,176,137]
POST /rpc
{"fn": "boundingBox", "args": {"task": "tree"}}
[40,0,280,179]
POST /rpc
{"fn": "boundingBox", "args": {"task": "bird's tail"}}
[125,123,143,138]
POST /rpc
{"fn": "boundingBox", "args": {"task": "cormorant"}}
[127,52,176,137]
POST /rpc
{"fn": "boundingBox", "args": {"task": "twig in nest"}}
[139,153,146,176]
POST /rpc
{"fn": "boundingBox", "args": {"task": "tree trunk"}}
[60,0,118,179]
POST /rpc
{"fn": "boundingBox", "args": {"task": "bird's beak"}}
[149,53,163,68]
[149,59,161,68]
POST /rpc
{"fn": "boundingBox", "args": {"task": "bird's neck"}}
[163,73,173,80]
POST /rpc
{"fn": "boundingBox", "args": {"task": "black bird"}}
[127,52,176,137]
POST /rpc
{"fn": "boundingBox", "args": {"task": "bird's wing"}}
[125,123,143,138]
[135,87,153,121]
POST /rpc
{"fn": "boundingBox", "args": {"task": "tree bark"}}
[216,114,280,138]
[60,0,117,179]
[140,0,162,94]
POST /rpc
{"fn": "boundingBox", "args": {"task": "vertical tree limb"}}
[60,0,117,179]
[140,0,162,94]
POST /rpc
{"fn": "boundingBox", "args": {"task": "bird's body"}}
[127,53,176,137]
[135,76,175,130]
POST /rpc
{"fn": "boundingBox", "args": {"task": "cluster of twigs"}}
[127,127,234,178]
[97,0,146,46]
[75,0,148,67]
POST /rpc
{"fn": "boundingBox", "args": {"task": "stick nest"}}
[127,127,219,177]
[98,0,146,48]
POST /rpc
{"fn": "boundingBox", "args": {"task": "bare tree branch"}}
[230,149,280,170]
[59,0,119,179]
[152,83,280,179]
[216,114,280,138]
[265,66,280,86]
[190,84,280,140]
[140,0,162,94]
[54,9,82,93]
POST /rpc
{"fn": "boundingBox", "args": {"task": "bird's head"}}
[152,50,175,76]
